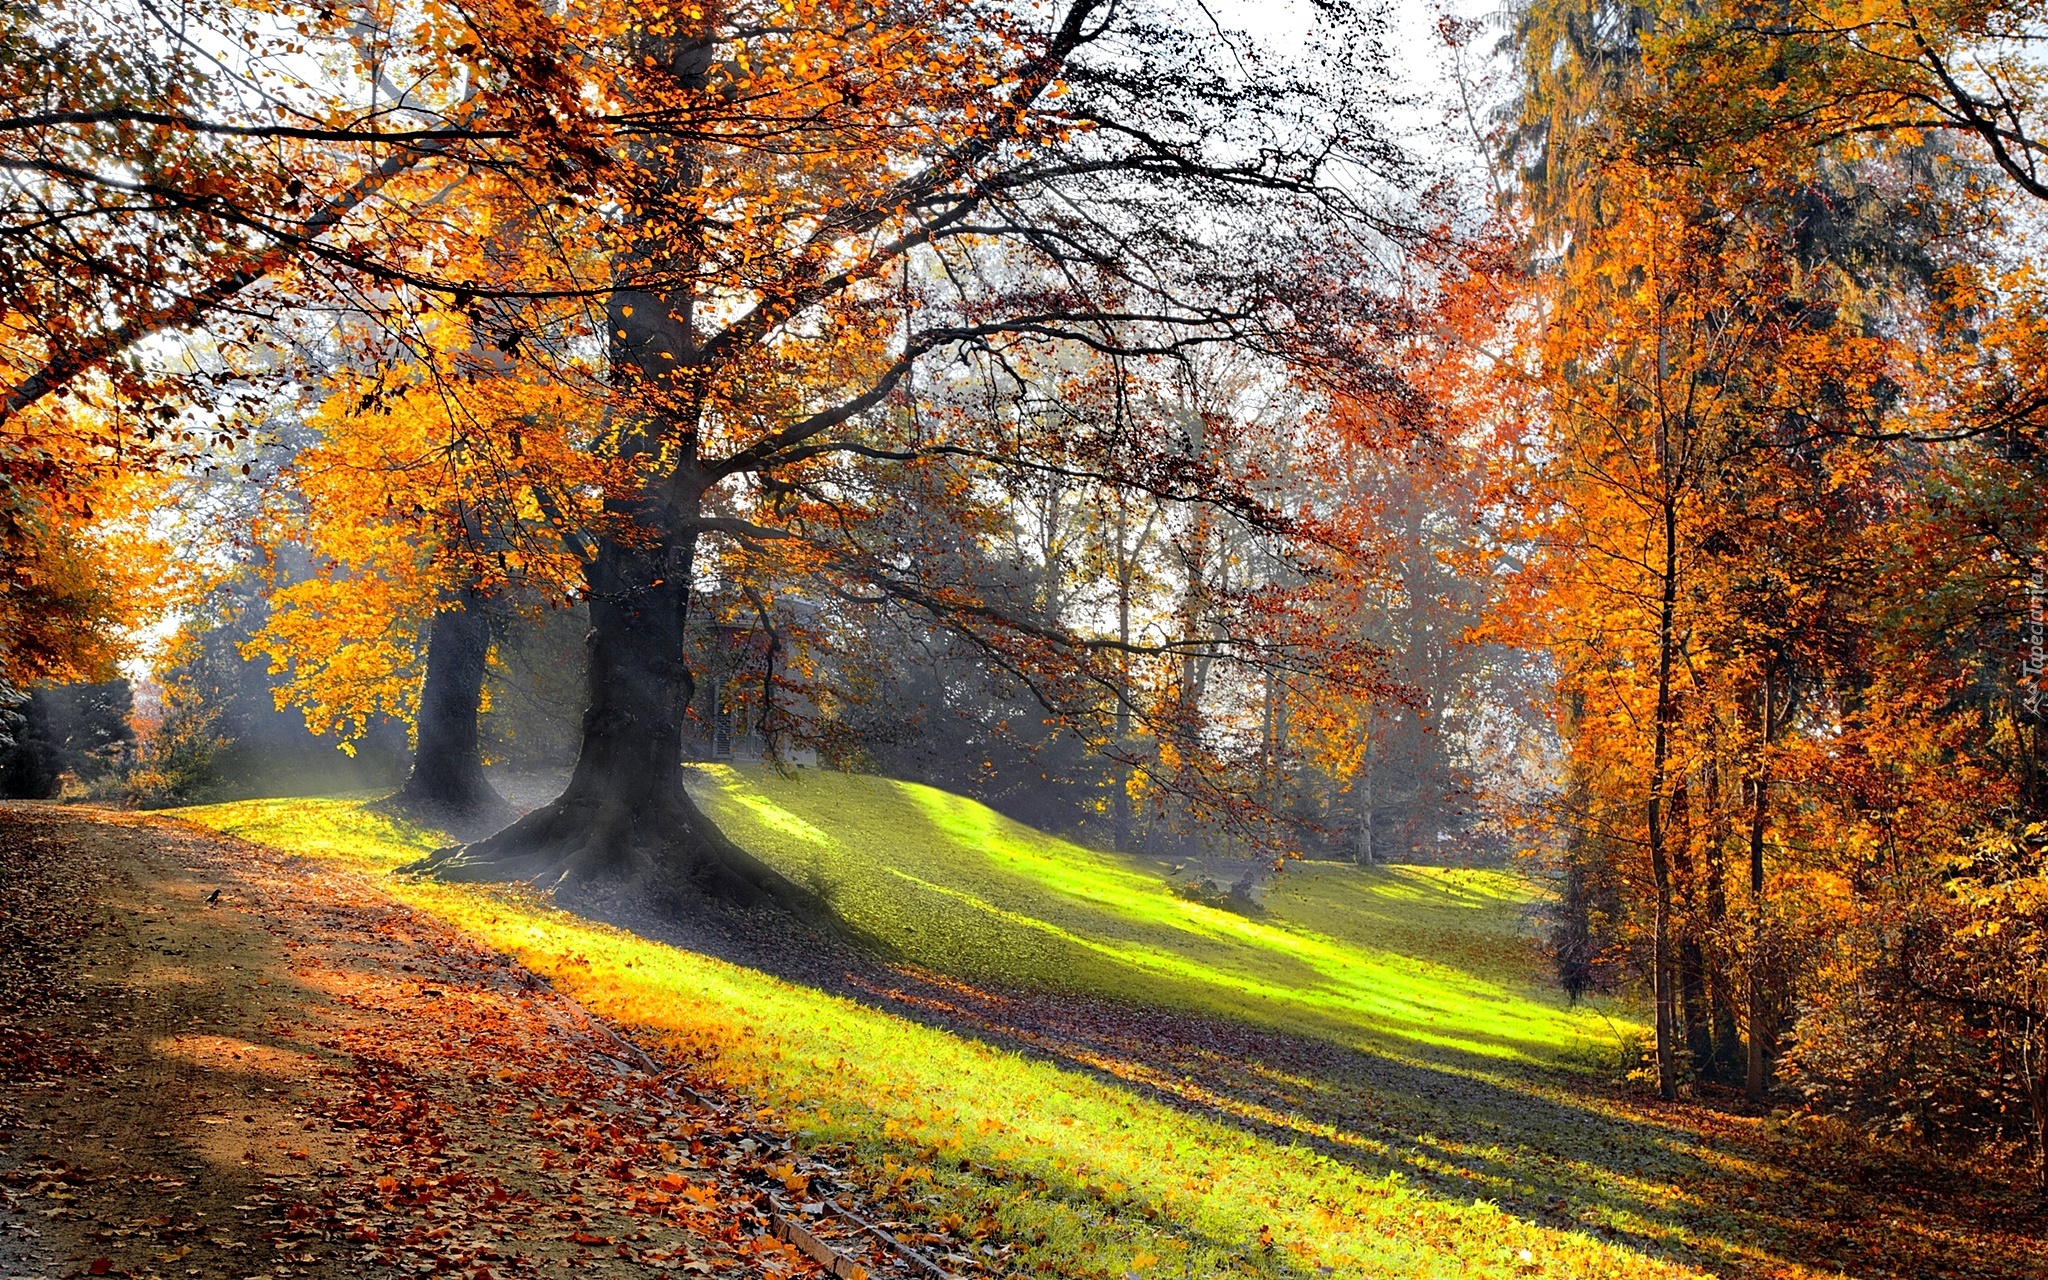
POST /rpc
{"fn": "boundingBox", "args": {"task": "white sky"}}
[1205,0,1496,96]
[1201,0,1513,178]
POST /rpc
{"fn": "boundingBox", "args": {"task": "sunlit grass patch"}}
[171,792,1700,1280]
[176,795,444,871]
[687,765,1624,1067]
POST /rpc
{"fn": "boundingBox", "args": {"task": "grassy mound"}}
[171,772,1692,1280]
[685,765,1617,1066]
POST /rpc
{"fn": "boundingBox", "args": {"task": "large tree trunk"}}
[406,519,804,906]
[405,28,802,905]
[393,597,507,821]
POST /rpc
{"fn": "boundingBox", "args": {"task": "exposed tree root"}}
[400,781,820,918]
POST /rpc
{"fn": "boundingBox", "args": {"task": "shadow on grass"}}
[564,881,2048,1280]
[685,767,1619,1070]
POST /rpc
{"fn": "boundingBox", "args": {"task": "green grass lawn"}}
[685,765,1624,1068]
[171,770,1708,1280]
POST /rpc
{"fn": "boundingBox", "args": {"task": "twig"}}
[821,1200,956,1280]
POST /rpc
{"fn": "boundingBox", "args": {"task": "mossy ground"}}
[170,766,2038,1280]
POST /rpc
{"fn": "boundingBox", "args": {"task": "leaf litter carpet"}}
[0,804,897,1280]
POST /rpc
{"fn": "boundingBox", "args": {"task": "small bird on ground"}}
[204,888,222,906]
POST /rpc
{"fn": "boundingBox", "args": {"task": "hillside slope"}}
[683,764,1621,1067]
[167,769,2040,1280]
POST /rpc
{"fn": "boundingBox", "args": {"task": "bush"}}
[124,700,228,808]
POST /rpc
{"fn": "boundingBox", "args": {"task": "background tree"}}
[1650,0,2048,202]
[248,309,601,822]
[1506,0,2048,1193]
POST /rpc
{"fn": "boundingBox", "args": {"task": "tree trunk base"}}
[400,781,815,915]
[383,775,515,842]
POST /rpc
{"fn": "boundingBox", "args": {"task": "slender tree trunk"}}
[394,595,506,819]
[1260,671,1276,805]
[2025,1015,2048,1201]
[1677,910,1713,1083]
[1746,664,1774,1102]
[1705,815,1739,1084]
[1113,527,1134,853]
[1354,733,1375,867]
[1648,487,1681,1102]
[1556,828,1602,1003]
[1272,681,1289,817]
[1178,550,1204,739]
[1671,777,1712,1081]
[1680,935,1710,1082]
[742,585,782,765]
[1108,496,1158,855]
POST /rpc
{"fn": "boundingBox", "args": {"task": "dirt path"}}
[0,804,891,1280]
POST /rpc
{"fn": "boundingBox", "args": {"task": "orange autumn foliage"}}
[249,312,605,745]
